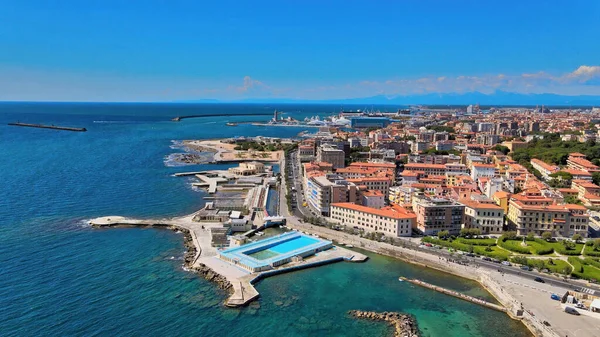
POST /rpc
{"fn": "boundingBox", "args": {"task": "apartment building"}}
[317,144,345,169]
[404,163,446,176]
[412,195,465,235]
[530,159,559,180]
[330,203,416,237]
[470,163,498,181]
[347,177,391,196]
[506,189,589,238]
[567,153,600,173]
[460,196,504,234]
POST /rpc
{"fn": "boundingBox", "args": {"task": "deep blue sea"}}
[0,102,530,336]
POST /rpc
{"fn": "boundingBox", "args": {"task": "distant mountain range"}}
[182,91,600,106]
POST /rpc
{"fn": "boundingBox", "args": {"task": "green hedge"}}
[510,256,572,274]
[550,241,584,256]
[568,257,600,281]
[583,258,600,269]
[422,237,508,260]
[529,239,554,255]
[455,237,497,246]
[498,239,532,254]
[583,245,600,257]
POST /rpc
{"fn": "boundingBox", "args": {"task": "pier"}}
[8,122,87,132]
[172,113,272,122]
[399,277,507,312]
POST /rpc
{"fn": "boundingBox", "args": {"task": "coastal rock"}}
[348,310,420,337]
[191,263,233,292]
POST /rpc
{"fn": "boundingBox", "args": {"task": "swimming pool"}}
[247,235,319,260]
[218,232,333,272]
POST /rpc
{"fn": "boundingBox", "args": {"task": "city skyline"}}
[1,1,599,102]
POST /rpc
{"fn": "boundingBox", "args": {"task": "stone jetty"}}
[348,310,420,337]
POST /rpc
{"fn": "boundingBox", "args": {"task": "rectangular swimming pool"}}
[247,235,319,260]
[218,232,333,272]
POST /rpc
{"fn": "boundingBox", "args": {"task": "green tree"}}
[504,231,518,240]
[468,245,474,253]
[437,230,450,239]
[593,172,600,186]
[526,232,535,241]
[542,231,553,241]
[572,234,583,243]
[594,238,600,251]
[492,145,510,155]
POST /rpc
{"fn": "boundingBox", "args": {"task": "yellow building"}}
[493,191,510,213]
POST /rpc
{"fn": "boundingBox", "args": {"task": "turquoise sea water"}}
[0,102,531,336]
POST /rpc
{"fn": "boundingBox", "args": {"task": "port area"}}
[88,215,366,308]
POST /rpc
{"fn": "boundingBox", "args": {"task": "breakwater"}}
[172,113,273,121]
[348,310,420,337]
[8,122,87,132]
[400,277,506,312]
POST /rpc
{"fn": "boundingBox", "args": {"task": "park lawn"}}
[455,237,497,246]
[422,237,509,260]
[540,259,572,274]
[583,245,600,257]
[583,257,600,269]
[568,257,600,281]
[498,238,555,255]
[548,241,584,256]
[498,239,533,254]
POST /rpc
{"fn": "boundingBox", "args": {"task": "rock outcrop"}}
[348,310,419,337]
[192,263,233,292]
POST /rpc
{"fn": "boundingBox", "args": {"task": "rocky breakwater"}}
[179,228,197,266]
[191,263,233,292]
[348,310,420,337]
[177,228,232,293]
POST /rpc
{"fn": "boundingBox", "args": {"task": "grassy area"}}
[583,245,600,257]
[510,256,572,275]
[583,257,600,269]
[498,239,532,254]
[422,237,509,261]
[568,257,600,281]
[454,237,497,246]
[549,241,584,256]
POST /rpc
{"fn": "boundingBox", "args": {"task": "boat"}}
[345,244,354,248]
[398,277,404,282]
[226,122,238,126]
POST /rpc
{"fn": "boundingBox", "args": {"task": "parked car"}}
[534,277,545,283]
[501,261,512,266]
[550,294,560,301]
[482,257,492,261]
[543,321,551,327]
[492,259,501,264]
[520,266,531,271]
[564,307,580,316]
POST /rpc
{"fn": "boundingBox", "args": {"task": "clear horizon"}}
[1,1,599,102]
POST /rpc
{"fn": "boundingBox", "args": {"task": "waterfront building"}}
[493,191,510,213]
[228,161,266,176]
[506,189,589,238]
[330,202,415,237]
[306,175,334,216]
[460,196,504,234]
[298,144,316,162]
[317,144,345,169]
[412,195,465,236]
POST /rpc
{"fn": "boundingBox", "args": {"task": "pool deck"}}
[89,215,366,308]
[206,244,367,307]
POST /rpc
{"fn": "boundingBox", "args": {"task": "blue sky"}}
[1,0,600,102]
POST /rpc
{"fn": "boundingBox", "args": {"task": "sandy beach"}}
[184,139,282,162]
